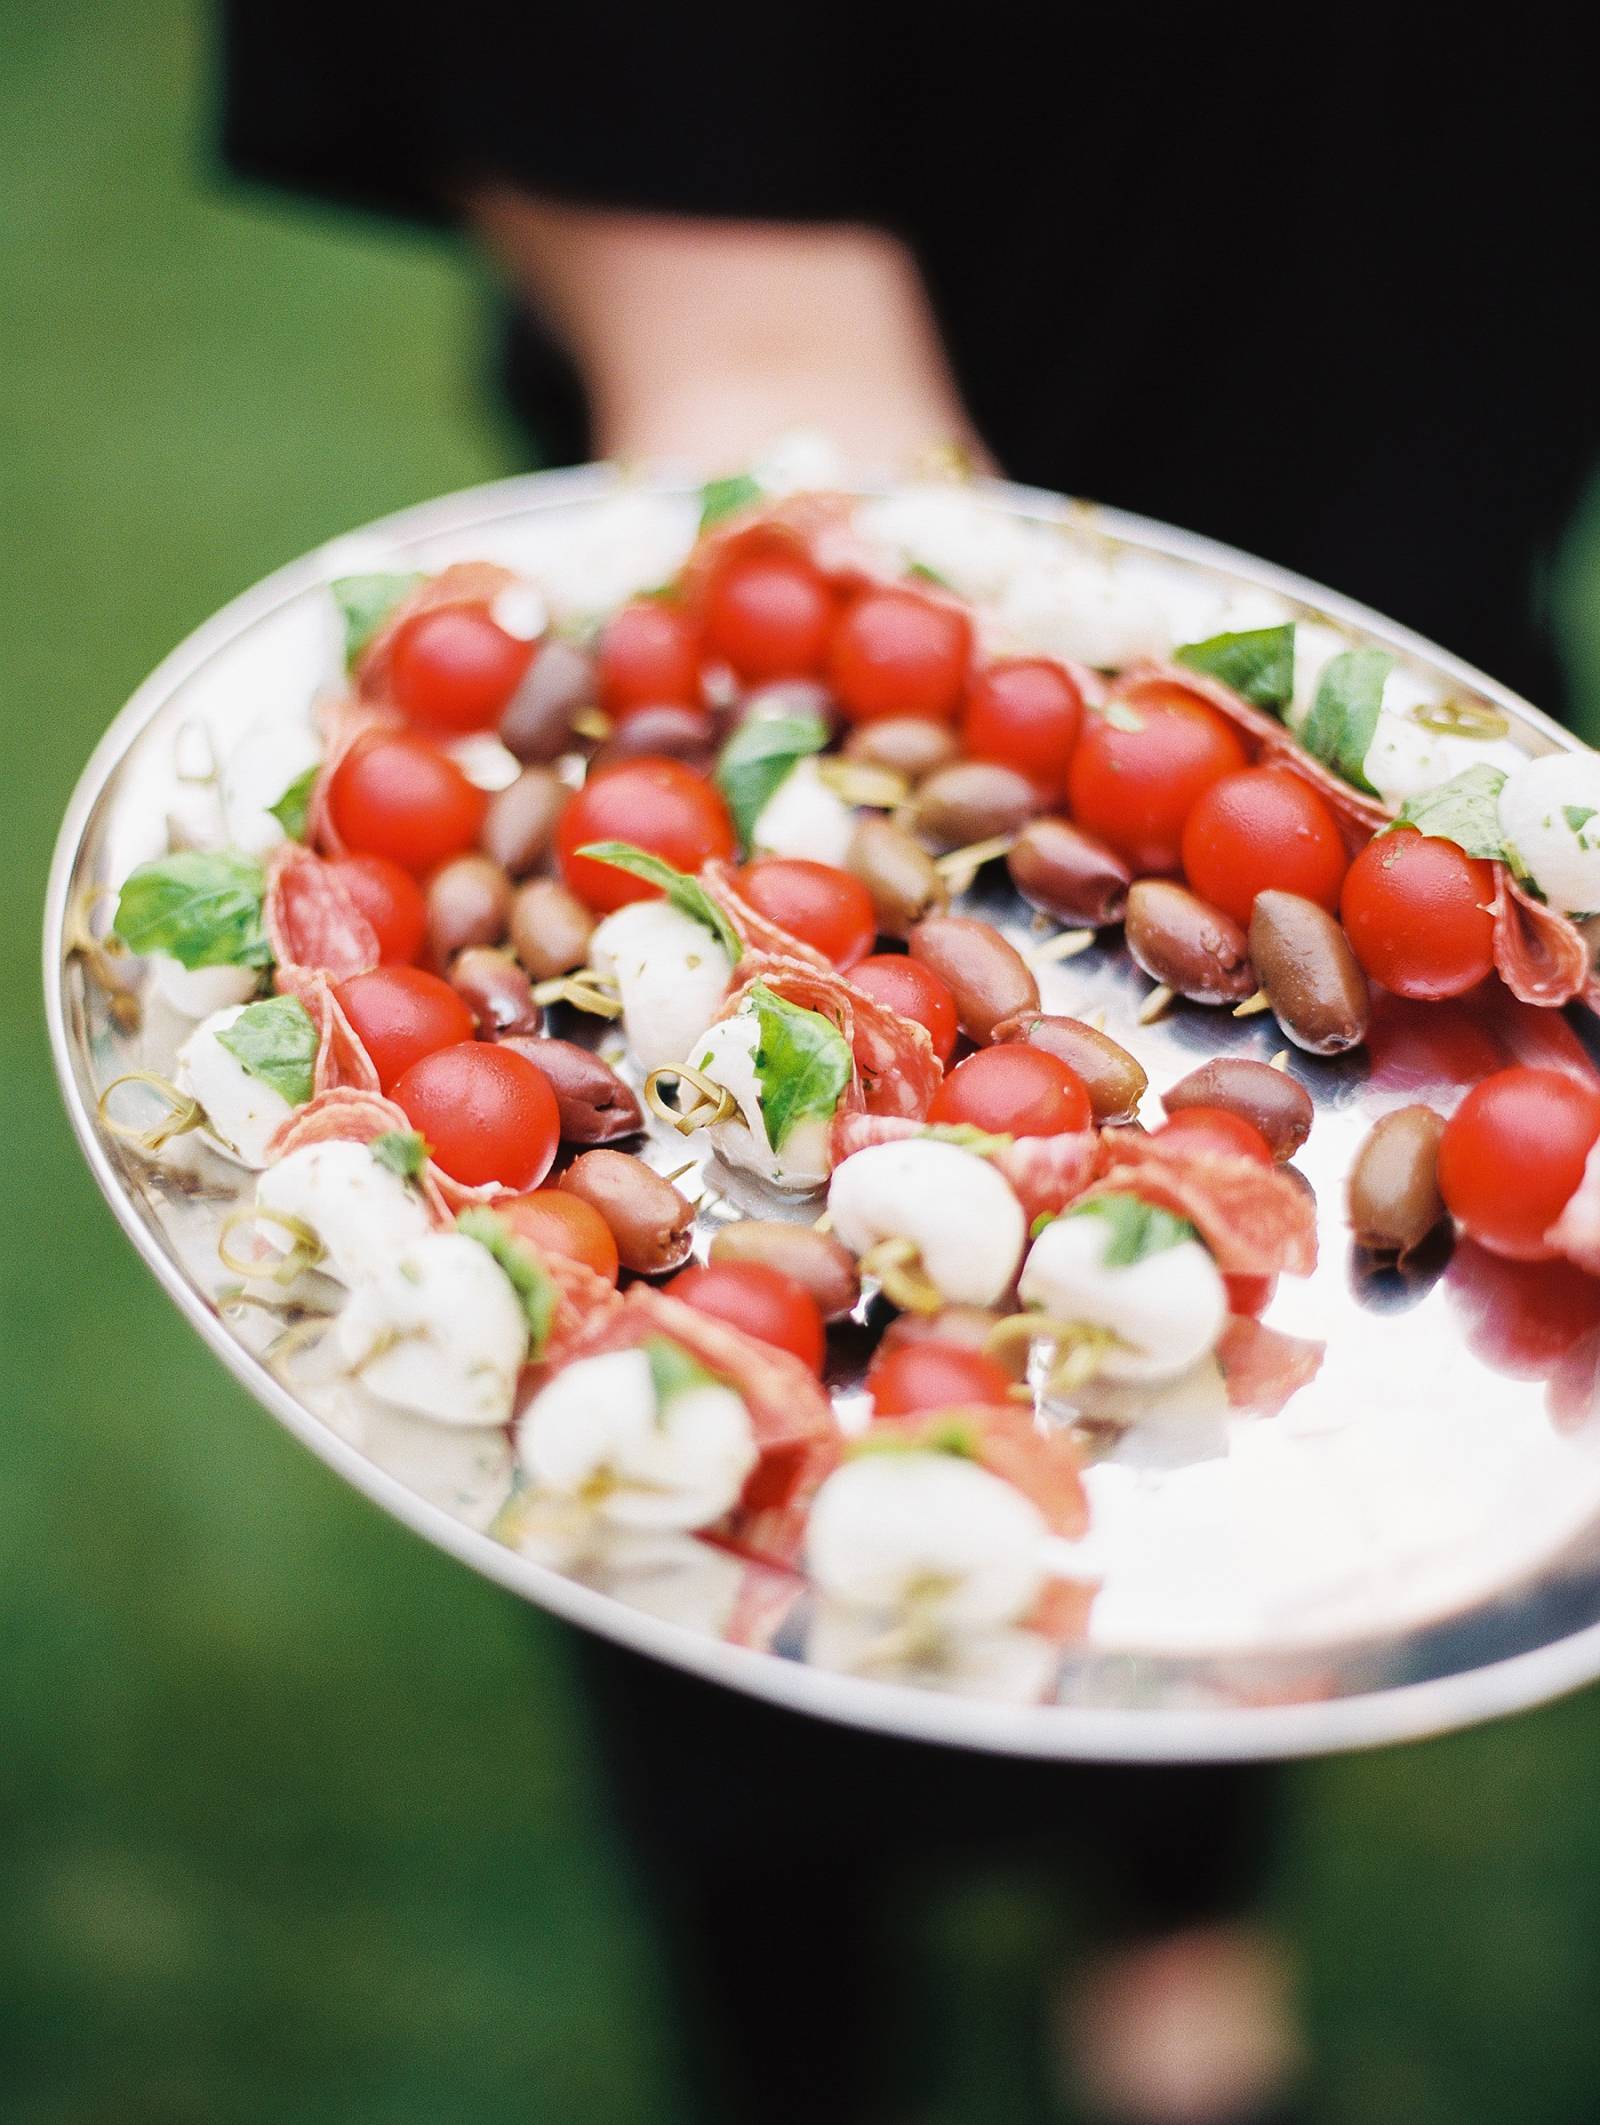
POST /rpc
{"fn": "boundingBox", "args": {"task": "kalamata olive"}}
[992,1012,1148,1124]
[846,816,948,937]
[1248,890,1370,1055]
[710,1219,860,1320]
[1124,880,1255,1005]
[449,948,543,1038]
[911,761,1041,852]
[590,703,719,771]
[498,637,597,763]
[500,1036,642,1143]
[880,1306,1028,1382]
[480,767,568,877]
[842,716,959,784]
[427,854,511,967]
[509,878,594,982]
[1348,1104,1447,1258]
[1163,1057,1314,1162]
[560,1149,694,1274]
[908,914,1040,1043]
[1007,817,1132,927]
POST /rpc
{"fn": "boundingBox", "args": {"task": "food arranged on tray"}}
[86,466,1600,1684]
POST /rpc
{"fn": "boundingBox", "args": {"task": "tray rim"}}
[43,459,1600,1763]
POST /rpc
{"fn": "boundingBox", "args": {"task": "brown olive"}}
[1124,880,1255,1005]
[842,716,959,784]
[1347,1104,1447,1258]
[908,914,1040,1043]
[498,637,597,763]
[500,1036,643,1144]
[1007,817,1132,927]
[1248,890,1370,1055]
[427,854,511,967]
[509,878,594,983]
[560,1149,694,1275]
[1163,1056,1314,1161]
[710,1219,861,1320]
[449,949,543,1039]
[879,1305,1028,1382]
[590,703,719,771]
[910,761,1039,852]
[480,767,568,877]
[846,816,948,937]
[992,1012,1148,1124]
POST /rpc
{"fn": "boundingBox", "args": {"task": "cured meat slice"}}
[274,965,381,1097]
[264,1085,452,1223]
[721,953,942,1120]
[1095,1134,1319,1278]
[264,843,378,983]
[1490,865,1590,1009]
[827,1110,1097,1223]
[699,858,830,971]
[1215,1316,1325,1417]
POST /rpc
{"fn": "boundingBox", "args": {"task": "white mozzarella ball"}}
[255,1140,432,1285]
[696,1011,833,1194]
[175,1004,296,1168]
[336,1232,529,1426]
[855,488,1042,604]
[1498,751,1600,914]
[750,755,856,867]
[827,1138,1025,1306]
[149,955,261,1018]
[806,1451,1049,1629]
[529,494,697,627]
[219,721,322,856]
[1284,621,1354,732]
[1018,1213,1226,1383]
[590,900,735,1073]
[750,428,848,497]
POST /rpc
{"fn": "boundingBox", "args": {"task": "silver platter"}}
[45,465,1600,1761]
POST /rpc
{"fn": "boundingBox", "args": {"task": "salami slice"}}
[723,953,942,1120]
[274,965,382,1097]
[1215,1317,1326,1417]
[264,1085,453,1223]
[1095,1134,1319,1278]
[699,858,831,970]
[1490,865,1590,1009]
[264,843,379,983]
[827,1110,1097,1223]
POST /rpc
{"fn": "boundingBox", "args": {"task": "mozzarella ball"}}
[220,721,322,857]
[750,755,856,867]
[149,955,261,1019]
[696,1009,833,1193]
[590,900,735,1074]
[175,1004,296,1167]
[1018,1212,1226,1383]
[827,1138,1025,1306]
[336,1232,529,1426]
[1497,750,1600,914]
[255,1139,432,1285]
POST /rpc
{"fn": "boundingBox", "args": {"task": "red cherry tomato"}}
[393,1042,559,1191]
[666,1260,826,1373]
[928,1044,1091,1137]
[388,604,534,733]
[494,1188,620,1285]
[734,857,877,968]
[327,733,488,875]
[960,658,1083,800]
[596,600,702,715]
[1340,827,1497,1000]
[702,552,833,683]
[1179,767,1348,924]
[1437,1066,1600,1260]
[1066,684,1248,875]
[868,1338,1014,1416]
[334,966,477,1093]
[329,854,428,966]
[827,588,973,724]
[556,757,737,912]
[1154,1106,1275,1166]
[848,953,959,1065]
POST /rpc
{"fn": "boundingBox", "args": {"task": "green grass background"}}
[8,7,1600,2120]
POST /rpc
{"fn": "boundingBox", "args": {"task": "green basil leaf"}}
[1029,1209,1057,1240]
[747,980,852,1149]
[267,764,318,843]
[1390,763,1510,860]
[332,572,423,669]
[113,849,271,969]
[850,1416,980,1461]
[698,473,763,530]
[922,1122,1017,1158]
[1067,1193,1197,1268]
[1300,648,1392,794]
[906,560,954,589]
[643,1335,719,1407]
[713,710,830,851]
[575,842,742,962]
[456,1208,556,1356]
[1565,805,1597,837]
[371,1129,429,1180]
[215,995,318,1107]
[1174,623,1296,713]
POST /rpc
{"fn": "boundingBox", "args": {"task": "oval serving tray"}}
[45,464,1600,1761]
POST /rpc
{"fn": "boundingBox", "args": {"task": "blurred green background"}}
[9,7,1600,2120]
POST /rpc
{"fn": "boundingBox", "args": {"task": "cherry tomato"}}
[494,1187,620,1284]
[327,733,488,875]
[1066,683,1248,875]
[1437,1066,1600,1260]
[329,854,428,966]
[827,587,973,725]
[1179,767,1348,925]
[928,1044,1091,1137]
[393,1042,559,1191]
[666,1260,826,1373]
[556,756,736,912]
[849,952,959,1064]
[334,966,476,1093]
[734,857,877,969]
[1340,827,1497,1001]
[868,1338,1013,1416]
[389,604,534,733]
[960,658,1083,800]
[596,600,702,715]
[1154,1106,1275,1166]
[702,552,833,683]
